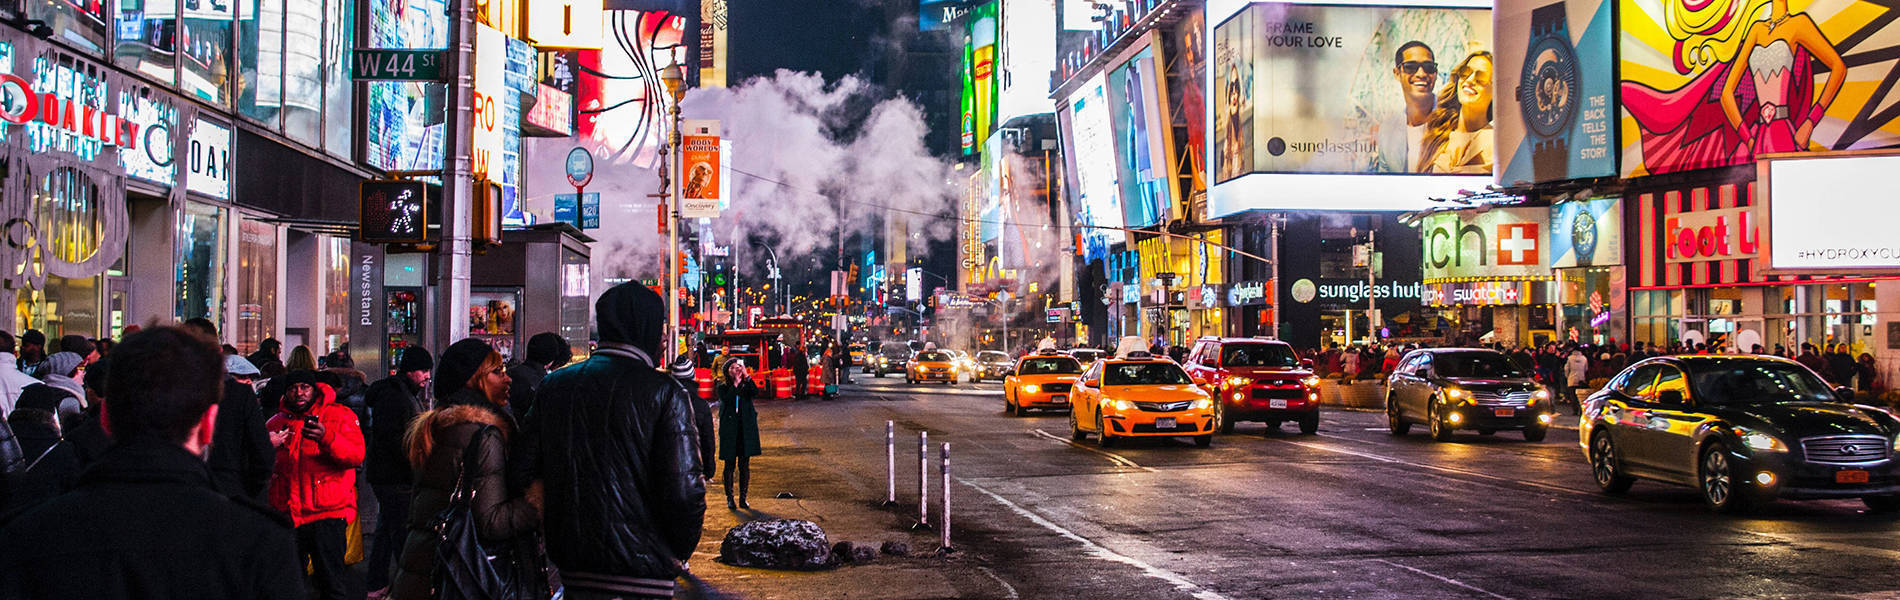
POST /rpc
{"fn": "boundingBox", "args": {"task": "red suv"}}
[1184,337,1322,434]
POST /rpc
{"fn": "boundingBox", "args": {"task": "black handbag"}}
[431,425,520,600]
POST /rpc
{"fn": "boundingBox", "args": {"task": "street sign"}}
[359,180,435,243]
[565,147,594,187]
[553,193,600,229]
[351,49,447,81]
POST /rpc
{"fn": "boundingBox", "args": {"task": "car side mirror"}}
[1300,359,1314,369]
[1657,390,1686,406]
[1085,378,1100,388]
[1836,386,1857,402]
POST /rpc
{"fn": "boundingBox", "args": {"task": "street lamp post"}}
[661,64,686,360]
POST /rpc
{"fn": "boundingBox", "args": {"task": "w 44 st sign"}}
[352,49,447,81]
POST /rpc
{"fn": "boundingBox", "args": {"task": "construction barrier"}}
[771,369,795,399]
[694,368,715,401]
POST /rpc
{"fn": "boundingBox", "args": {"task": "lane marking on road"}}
[976,566,1021,600]
[1030,429,1155,472]
[1373,558,1517,600]
[1276,439,1599,498]
[961,479,1235,600]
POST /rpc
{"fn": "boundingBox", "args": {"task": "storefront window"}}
[559,249,589,359]
[323,237,350,354]
[1768,283,1879,356]
[282,0,322,145]
[16,169,107,338]
[38,0,111,55]
[235,219,277,354]
[180,10,233,104]
[114,0,177,85]
[320,0,353,158]
[238,0,283,126]
[176,202,223,325]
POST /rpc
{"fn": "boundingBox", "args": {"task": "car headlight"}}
[1022,384,1040,394]
[1300,376,1321,388]
[1190,398,1213,410]
[1534,389,1550,400]
[1737,429,1789,452]
[1444,388,1466,400]
[1108,399,1134,411]
[1225,376,1253,388]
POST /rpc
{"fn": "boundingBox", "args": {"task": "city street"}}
[683,376,1900,599]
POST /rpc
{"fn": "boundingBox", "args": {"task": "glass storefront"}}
[176,201,224,326]
[16,168,109,338]
[323,236,351,354]
[235,218,277,354]
[1770,282,1879,355]
[1559,267,1627,346]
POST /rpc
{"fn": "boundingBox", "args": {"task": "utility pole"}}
[1366,228,1378,343]
[433,0,475,350]
[1269,213,1282,339]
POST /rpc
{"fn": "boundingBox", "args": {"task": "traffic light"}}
[678,251,689,275]
[711,262,728,287]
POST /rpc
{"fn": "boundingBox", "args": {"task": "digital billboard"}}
[923,0,986,31]
[1420,206,1549,280]
[1548,197,1621,268]
[1760,153,1900,273]
[1106,43,1170,228]
[1619,0,1900,177]
[1214,3,1493,176]
[367,0,449,172]
[1495,0,1615,184]
[1065,75,1123,261]
[969,2,999,145]
[997,0,1057,125]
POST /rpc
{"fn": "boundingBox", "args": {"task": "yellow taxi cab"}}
[906,349,958,385]
[1069,350,1216,448]
[1003,350,1084,416]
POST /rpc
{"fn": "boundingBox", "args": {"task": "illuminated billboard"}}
[1214,3,1493,176]
[1495,0,1614,184]
[527,0,604,48]
[1760,153,1900,273]
[969,2,998,145]
[1065,75,1123,260]
[1106,43,1170,228]
[997,0,1056,125]
[367,0,449,172]
[1618,0,1900,177]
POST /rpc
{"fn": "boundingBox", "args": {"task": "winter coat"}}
[718,379,762,460]
[1,414,80,513]
[1797,352,1829,376]
[506,362,550,423]
[208,378,275,501]
[364,375,427,487]
[1827,352,1859,386]
[0,352,41,416]
[264,383,366,527]
[0,441,304,599]
[1565,352,1590,386]
[0,418,19,474]
[390,392,540,600]
[515,344,706,589]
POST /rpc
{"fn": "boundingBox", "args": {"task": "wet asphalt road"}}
[731,374,1900,600]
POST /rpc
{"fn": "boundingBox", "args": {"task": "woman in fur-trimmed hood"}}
[389,338,543,600]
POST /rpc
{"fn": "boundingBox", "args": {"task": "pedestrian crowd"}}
[0,281,713,600]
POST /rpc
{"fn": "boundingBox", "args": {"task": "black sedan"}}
[1581,355,1900,513]
[1385,348,1557,442]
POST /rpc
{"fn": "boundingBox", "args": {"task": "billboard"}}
[367,0,449,171]
[1064,75,1124,261]
[1495,0,1615,184]
[923,0,986,31]
[1618,0,1900,177]
[1548,197,1621,268]
[1420,206,1549,280]
[1213,3,1493,176]
[1759,153,1900,272]
[1106,43,1170,228]
[997,0,1057,125]
[969,3,999,145]
[960,39,977,155]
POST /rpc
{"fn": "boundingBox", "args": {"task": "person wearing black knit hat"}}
[506,332,571,422]
[361,345,432,598]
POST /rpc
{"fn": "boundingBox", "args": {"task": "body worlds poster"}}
[1214,4,1493,177]
[1495,0,1616,184]
[1619,0,1900,177]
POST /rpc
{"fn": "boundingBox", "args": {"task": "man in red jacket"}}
[265,370,366,600]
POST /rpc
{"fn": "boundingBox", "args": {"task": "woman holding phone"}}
[716,357,762,510]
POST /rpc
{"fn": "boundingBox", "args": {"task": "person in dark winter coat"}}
[670,352,717,481]
[1827,343,1859,388]
[181,318,277,502]
[15,329,45,378]
[265,370,366,600]
[0,326,303,600]
[517,282,705,600]
[363,346,432,596]
[391,338,541,600]
[249,337,286,380]
[716,358,761,509]
[507,332,571,422]
[1,405,80,513]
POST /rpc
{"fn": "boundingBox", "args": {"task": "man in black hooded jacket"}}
[517,282,705,599]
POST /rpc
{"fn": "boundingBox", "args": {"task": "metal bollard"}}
[918,431,929,525]
[884,421,896,506]
[939,442,952,551]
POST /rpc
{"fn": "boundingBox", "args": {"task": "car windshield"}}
[978,351,1009,362]
[1432,353,1528,379]
[1019,357,1081,375]
[1104,362,1192,385]
[1072,350,1104,361]
[915,351,951,362]
[1222,344,1299,368]
[880,346,910,357]
[1691,362,1840,405]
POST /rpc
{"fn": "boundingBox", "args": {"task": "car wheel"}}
[1218,405,1236,435]
[1429,403,1454,442]
[1387,397,1411,436]
[1700,442,1754,514]
[1589,431,1634,494]
[1096,412,1115,448]
[1069,411,1087,441]
[1005,393,1017,416]
[874,371,884,378]
[1863,496,1900,513]
[1298,412,1319,435]
[1522,425,1549,442]
[1194,434,1213,448]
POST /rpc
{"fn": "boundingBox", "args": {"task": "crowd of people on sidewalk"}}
[0,282,719,600]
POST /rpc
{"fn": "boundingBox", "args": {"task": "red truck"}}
[1182,337,1322,435]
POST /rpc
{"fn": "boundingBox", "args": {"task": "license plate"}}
[1493,408,1516,418]
[1154,417,1177,429]
[1052,395,1066,403]
[1269,399,1288,409]
[1838,470,1871,484]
